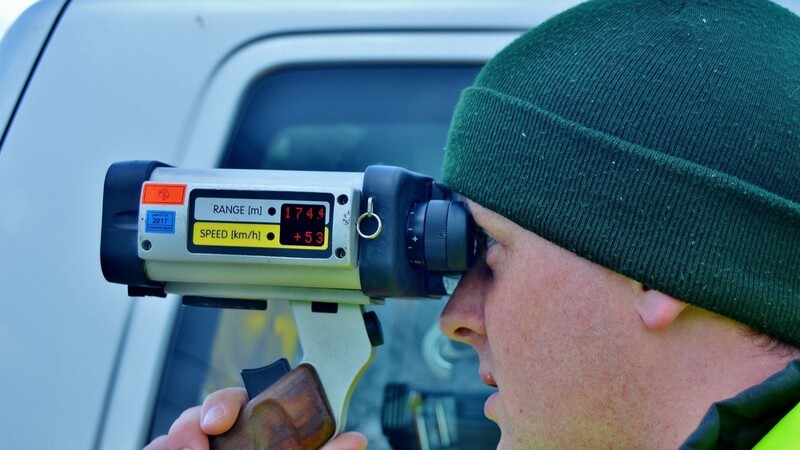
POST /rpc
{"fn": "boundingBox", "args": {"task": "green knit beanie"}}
[442,0,800,346]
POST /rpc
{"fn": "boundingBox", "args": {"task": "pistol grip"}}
[209,364,335,450]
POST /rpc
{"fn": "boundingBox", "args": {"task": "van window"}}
[149,64,500,450]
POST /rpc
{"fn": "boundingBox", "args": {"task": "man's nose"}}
[439,260,490,345]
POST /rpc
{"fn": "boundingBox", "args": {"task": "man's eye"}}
[476,229,498,259]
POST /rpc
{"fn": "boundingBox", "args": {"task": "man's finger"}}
[320,431,368,450]
[200,387,249,435]
[166,406,208,450]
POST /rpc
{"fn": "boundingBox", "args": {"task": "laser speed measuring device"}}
[100,161,475,450]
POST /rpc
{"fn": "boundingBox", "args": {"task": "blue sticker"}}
[146,210,176,234]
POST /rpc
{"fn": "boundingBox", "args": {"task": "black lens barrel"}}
[406,199,474,273]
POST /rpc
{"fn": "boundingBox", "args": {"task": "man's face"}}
[439,200,654,449]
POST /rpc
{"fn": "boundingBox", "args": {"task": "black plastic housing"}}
[358,166,474,298]
[100,160,169,296]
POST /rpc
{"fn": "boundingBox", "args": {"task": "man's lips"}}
[484,390,500,421]
[480,368,500,420]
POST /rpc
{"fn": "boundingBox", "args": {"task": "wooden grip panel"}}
[209,364,335,450]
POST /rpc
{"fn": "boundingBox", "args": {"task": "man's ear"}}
[635,288,688,331]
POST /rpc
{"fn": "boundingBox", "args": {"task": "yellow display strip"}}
[192,222,328,250]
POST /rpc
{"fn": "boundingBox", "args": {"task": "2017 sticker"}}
[146,210,176,234]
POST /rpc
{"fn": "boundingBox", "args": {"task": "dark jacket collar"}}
[681,359,800,449]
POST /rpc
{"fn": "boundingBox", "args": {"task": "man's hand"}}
[143,387,367,450]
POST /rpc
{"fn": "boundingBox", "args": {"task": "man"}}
[149,0,800,448]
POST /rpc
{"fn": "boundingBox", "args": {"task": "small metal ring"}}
[357,197,382,240]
